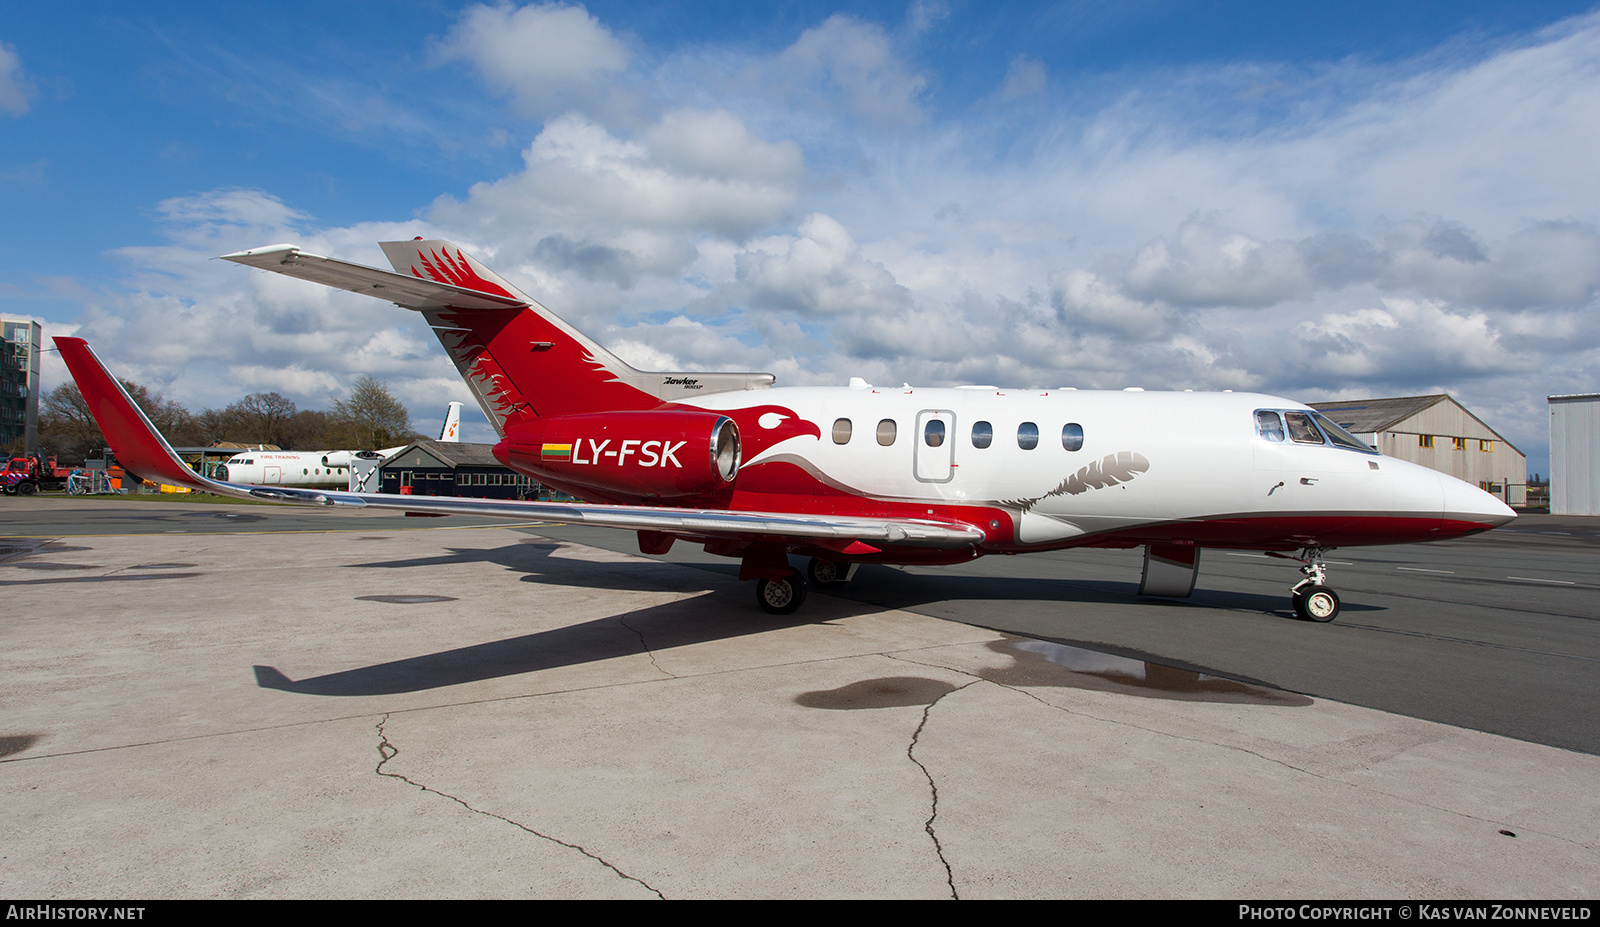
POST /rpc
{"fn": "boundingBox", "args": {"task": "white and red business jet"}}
[56,238,1515,621]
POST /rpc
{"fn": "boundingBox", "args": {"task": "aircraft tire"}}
[807,557,843,585]
[1293,584,1340,622]
[756,572,808,615]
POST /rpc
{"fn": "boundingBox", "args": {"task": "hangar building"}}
[1548,393,1599,516]
[1309,395,1526,505]
[379,440,543,500]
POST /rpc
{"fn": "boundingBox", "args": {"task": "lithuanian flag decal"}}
[541,443,573,460]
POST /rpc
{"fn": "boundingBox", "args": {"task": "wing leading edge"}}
[53,337,985,550]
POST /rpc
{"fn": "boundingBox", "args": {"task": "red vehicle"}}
[1,453,70,495]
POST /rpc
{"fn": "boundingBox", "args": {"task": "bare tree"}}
[332,376,414,450]
[224,392,298,448]
[39,381,197,462]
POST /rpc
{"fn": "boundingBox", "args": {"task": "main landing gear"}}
[754,557,859,615]
[1286,547,1341,622]
[755,571,807,615]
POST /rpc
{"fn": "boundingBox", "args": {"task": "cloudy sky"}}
[4,1,1598,473]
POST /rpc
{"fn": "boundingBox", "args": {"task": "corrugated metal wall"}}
[1550,395,1600,515]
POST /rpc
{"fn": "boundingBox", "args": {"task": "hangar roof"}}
[1309,394,1522,456]
[1308,395,1449,434]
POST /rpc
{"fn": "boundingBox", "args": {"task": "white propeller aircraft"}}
[56,239,1515,621]
[211,401,468,489]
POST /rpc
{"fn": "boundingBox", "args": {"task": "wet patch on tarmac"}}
[0,573,203,586]
[0,734,42,759]
[989,638,1313,705]
[0,539,94,563]
[796,676,961,710]
[5,561,102,570]
[356,537,389,541]
[129,563,198,569]
[355,594,459,604]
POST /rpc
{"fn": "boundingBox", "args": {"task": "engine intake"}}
[496,410,740,501]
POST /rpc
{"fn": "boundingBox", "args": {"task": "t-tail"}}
[439,401,463,442]
[222,240,775,436]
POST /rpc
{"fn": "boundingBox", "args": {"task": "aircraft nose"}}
[1438,471,1516,535]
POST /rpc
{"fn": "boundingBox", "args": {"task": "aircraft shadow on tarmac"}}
[253,595,841,697]
[254,541,1349,697]
[257,541,881,696]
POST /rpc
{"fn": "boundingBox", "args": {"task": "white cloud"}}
[436,2,628,115]
[778,15,925,128]
[0,42,32,116]
[434,112,801,239]
[1049,268,1172,340]
[730,214,913,317]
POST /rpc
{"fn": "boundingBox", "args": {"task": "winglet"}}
[53,337,214,492]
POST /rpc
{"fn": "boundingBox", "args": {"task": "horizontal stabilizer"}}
[220,244,527,311]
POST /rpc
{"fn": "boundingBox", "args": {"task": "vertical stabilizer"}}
[377,240,775,437]
[439,401,463,442]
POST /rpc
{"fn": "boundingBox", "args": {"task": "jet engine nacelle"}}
[496,410,740,501]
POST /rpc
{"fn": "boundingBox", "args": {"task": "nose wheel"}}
[1292,582,1341,622]
[1279,547,1342,622]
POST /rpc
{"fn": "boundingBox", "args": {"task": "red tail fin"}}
[224,239,775,437]
[378,240,775,433]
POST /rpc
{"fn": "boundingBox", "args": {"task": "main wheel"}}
[755,571,808,615]
[16,481,35,496]
[1293,584,1341,622]
[807,557,843,585]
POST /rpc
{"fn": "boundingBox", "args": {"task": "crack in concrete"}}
[906,678,979,900]
[374,713,664,898]
[888,649,1584,850]
[617,614,678,679]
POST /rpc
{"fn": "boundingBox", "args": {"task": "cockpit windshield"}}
[1310,412,1376,452]
[1255,408,1378,455]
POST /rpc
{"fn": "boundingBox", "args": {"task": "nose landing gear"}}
[1284,547,1341,622]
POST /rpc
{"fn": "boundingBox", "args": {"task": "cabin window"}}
[1017,422,1039,450]
[1062,423,1084,452]
[832,418,852,444]
[971,421,993,448]
[1284,412,1324,445]
[1419,434,1434,448]
[1480,440,1493,452]
[924,419,946,448]
[1453,437,1467,451]
[876,419,897,446]
[1256,411,1285,442]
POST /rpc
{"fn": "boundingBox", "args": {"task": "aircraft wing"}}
[219,244,527,312]
[54,338,984,550]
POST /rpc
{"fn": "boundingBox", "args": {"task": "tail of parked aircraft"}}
[438,401,463,442]
[223,239,775,437]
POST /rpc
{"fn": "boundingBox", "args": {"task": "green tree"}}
[332,375,414,450]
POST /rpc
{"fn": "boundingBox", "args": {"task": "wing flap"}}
[220,244,527,311]
[53,337,985,550]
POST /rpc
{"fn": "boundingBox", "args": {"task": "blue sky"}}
[3,2,1598,472]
